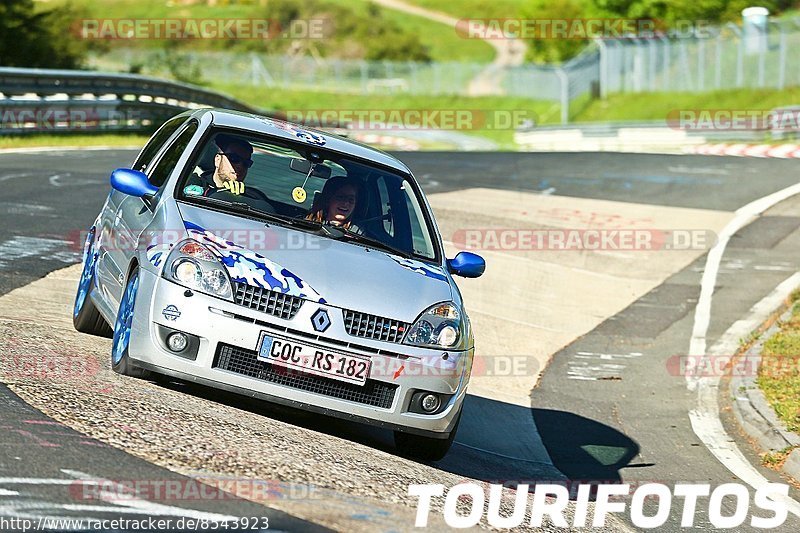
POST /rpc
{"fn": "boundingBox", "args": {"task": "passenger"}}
[186,134,253,196]
[306,176,363,232]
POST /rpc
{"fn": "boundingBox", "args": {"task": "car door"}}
[96,116,187,303]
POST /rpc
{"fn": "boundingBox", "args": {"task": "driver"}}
[185,134,253,196]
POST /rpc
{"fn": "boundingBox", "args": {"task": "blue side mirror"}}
[447,252,485,278]
[110,168,158,198]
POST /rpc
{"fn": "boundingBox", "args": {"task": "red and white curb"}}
[685,143,800,158]
[351,133,420,151]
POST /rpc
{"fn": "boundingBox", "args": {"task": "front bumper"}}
[128,269,471,438]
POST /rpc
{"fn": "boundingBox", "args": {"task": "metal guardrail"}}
[0,67,261,134]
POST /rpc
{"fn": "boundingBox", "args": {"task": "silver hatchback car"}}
[73,109,485,460]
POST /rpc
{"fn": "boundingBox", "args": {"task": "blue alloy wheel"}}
[112,270,139,365]
[74,234,97,317]
[72,230,113,338]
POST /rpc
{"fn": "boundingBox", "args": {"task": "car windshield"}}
[175,129,437,261]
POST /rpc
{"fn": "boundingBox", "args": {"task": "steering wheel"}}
[208,187,278,214]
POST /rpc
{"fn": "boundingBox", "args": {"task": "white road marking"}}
[0,173,33,182]
[689,181,800,360]
[0,236,80,268]
[0,470,241,522]
[0,202,53,212]
[60,469,240,522]
[668,164,729,175]
[688,274,800,517]
[0,478,90,485]
[48,173,104,187]
[567,351,644,380]
[48,173,71,187]
[687,178,800,515]
[754,265,796,272]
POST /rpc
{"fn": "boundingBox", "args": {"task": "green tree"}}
[522,0,593,64]
[0,0,90,68]
[592,0,795,24]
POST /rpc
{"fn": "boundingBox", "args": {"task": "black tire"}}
[73,231,113,338]
[394,412,461,462]
[74,306,113,338]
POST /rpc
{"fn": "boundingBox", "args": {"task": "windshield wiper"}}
[338,228,413,259]
[196,196,276,221]
[193,197,324,232]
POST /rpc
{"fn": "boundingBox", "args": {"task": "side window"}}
[147,121,199,188]
[405,188,434,258]
[376,176,394,237]
[132,115,186,172]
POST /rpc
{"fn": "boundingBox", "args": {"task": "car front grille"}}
[343,310,409,344]
[214,343,397,409]
[233,282,303,320]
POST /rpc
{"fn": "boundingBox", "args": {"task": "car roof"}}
[190,108,413,175]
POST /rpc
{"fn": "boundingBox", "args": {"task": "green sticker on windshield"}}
[184,185,204,196]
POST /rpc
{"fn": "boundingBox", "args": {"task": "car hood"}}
[176,203,452,322]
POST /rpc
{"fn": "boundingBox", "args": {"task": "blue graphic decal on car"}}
[388,255,448,281]
[184,223,325,302]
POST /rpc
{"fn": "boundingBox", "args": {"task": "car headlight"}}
[403,302,464,349]
[163,240,233,300]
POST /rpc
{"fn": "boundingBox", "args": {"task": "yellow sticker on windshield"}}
[292,187,307,203]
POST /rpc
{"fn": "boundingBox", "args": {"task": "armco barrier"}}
[0,67,261,134]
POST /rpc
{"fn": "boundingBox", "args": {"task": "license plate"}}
[257,332,371,386]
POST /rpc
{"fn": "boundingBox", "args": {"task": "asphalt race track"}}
[1,147,800,531]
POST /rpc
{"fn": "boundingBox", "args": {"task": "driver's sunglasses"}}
[219,152,254,168]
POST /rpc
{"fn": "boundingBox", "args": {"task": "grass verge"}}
[0,134,149,150]
[210,83,560,148]
[757,290,800,435]
[574,86,800,123]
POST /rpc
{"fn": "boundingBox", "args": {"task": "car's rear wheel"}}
[394,412,461,462]
[73,230,113,338]
[111,267,150,378]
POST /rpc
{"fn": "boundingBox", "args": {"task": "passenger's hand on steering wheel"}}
[222,181,245,195]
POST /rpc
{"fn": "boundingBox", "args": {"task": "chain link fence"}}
[86,17,800,125]
[598,19,800,95]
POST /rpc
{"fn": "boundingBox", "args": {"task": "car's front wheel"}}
[111,267,150,378]
[394,412,461,462]
[73,230,113,338]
